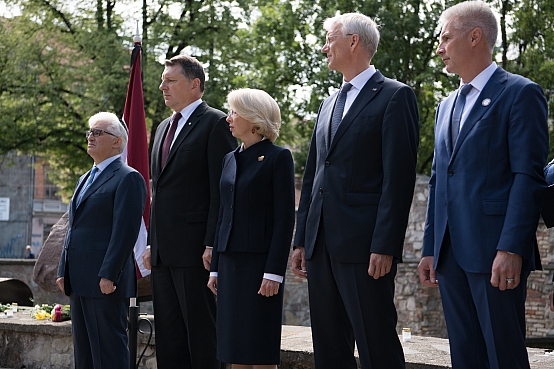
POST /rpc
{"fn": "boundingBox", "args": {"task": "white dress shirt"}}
[457,62,497,132]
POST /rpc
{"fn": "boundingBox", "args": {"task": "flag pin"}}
[258,156,265,162]
[482,98,491,106]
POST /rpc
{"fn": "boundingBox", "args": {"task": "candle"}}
[402,327,411,342]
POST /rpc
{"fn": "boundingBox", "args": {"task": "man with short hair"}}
[57,112,147,369]
[418,2,548,368]
[143,55,236,369]
[291,12,419,369]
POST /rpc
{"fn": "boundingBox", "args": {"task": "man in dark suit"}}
[291,13,419,369]
[142,55,236,369]
[57,112,147,369]
[417,2,548,368]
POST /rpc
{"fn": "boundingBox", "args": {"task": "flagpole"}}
[129,297,139,369]
[126,20,145,369]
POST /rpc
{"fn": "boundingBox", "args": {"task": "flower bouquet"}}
[30,304,70,321]
[51,304,71,322]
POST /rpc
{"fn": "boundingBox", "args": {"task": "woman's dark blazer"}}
[211,139,295,277]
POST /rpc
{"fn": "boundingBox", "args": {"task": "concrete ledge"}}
[1,311,554,369]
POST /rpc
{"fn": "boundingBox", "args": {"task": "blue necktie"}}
[451,83,473,147]
[330,82,353,145]
[76,167,98,205]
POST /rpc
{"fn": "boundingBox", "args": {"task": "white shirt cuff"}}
[209,272,282,283]
[263,273,283,283]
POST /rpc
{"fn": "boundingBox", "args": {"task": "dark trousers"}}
[70,294,129,369]
[151,258,220,369]
[306,222,405,369]
[436,231,530,369]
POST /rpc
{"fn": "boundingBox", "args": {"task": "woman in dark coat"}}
[207,88,295,369]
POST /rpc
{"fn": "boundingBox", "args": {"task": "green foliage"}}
[509,0,554,162]
[0,0,552,193]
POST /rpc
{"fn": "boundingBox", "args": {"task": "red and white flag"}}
[121,32,151,278]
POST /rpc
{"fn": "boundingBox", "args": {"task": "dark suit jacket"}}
[57,157,147,298]
[211,140,295,277]
[294,71,419,263]
[149,102,237,268]
[422,67,548,273]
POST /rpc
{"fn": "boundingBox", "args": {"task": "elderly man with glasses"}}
[57,111,147,369]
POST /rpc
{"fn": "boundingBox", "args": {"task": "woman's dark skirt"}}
[216,251,284,365]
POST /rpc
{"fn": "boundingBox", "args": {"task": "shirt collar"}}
[94,154,120,172]
[344,65,377,92]
[462,62,497,93]
[177,99,203,122]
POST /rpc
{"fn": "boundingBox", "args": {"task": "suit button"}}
[230,186,233,192]
[157,187,162,192]
[318,188,323,194]
[325,161,330,167]
[230,204,233,209]
[448,170,454,176]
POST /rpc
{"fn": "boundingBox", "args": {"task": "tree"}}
[0,0,132,197]
[509,0,554,159]
[1,0,552,193]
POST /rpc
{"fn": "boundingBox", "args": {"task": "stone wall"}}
[282,174,554,339]
[0,259,69,306]
[2,174,553,341]
[2,314,554,369]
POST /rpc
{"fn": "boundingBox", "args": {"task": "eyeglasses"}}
[85,128,119,139]
[227,110,238,118]
[325,33,354,45]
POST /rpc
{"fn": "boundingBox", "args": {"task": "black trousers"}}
[151,259,221,369]
[306,221,405,369]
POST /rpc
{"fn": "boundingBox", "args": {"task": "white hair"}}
[227,89,281,142]
[323,13,380,59]
[88,112,128,152]
[440,1,498,52]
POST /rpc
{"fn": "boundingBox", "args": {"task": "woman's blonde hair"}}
[227,88,281,142]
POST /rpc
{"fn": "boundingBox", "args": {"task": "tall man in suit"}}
[142,54,237,369]
[57,112,147,369]
[291,13,419,369]
[417,2,548,368]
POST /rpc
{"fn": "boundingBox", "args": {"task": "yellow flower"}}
[34,310,51,320]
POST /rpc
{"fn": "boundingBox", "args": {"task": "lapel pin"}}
[258,156,265,162]
[188,122,192,125]
[372,88,377,91]
[482,98,491,106]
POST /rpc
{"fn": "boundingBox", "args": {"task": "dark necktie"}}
[161,112,182,169]
[451,84,473,147]
[76,166,98,205]
[329,82,353,145]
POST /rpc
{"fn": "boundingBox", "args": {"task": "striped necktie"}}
[76,166,98,205]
